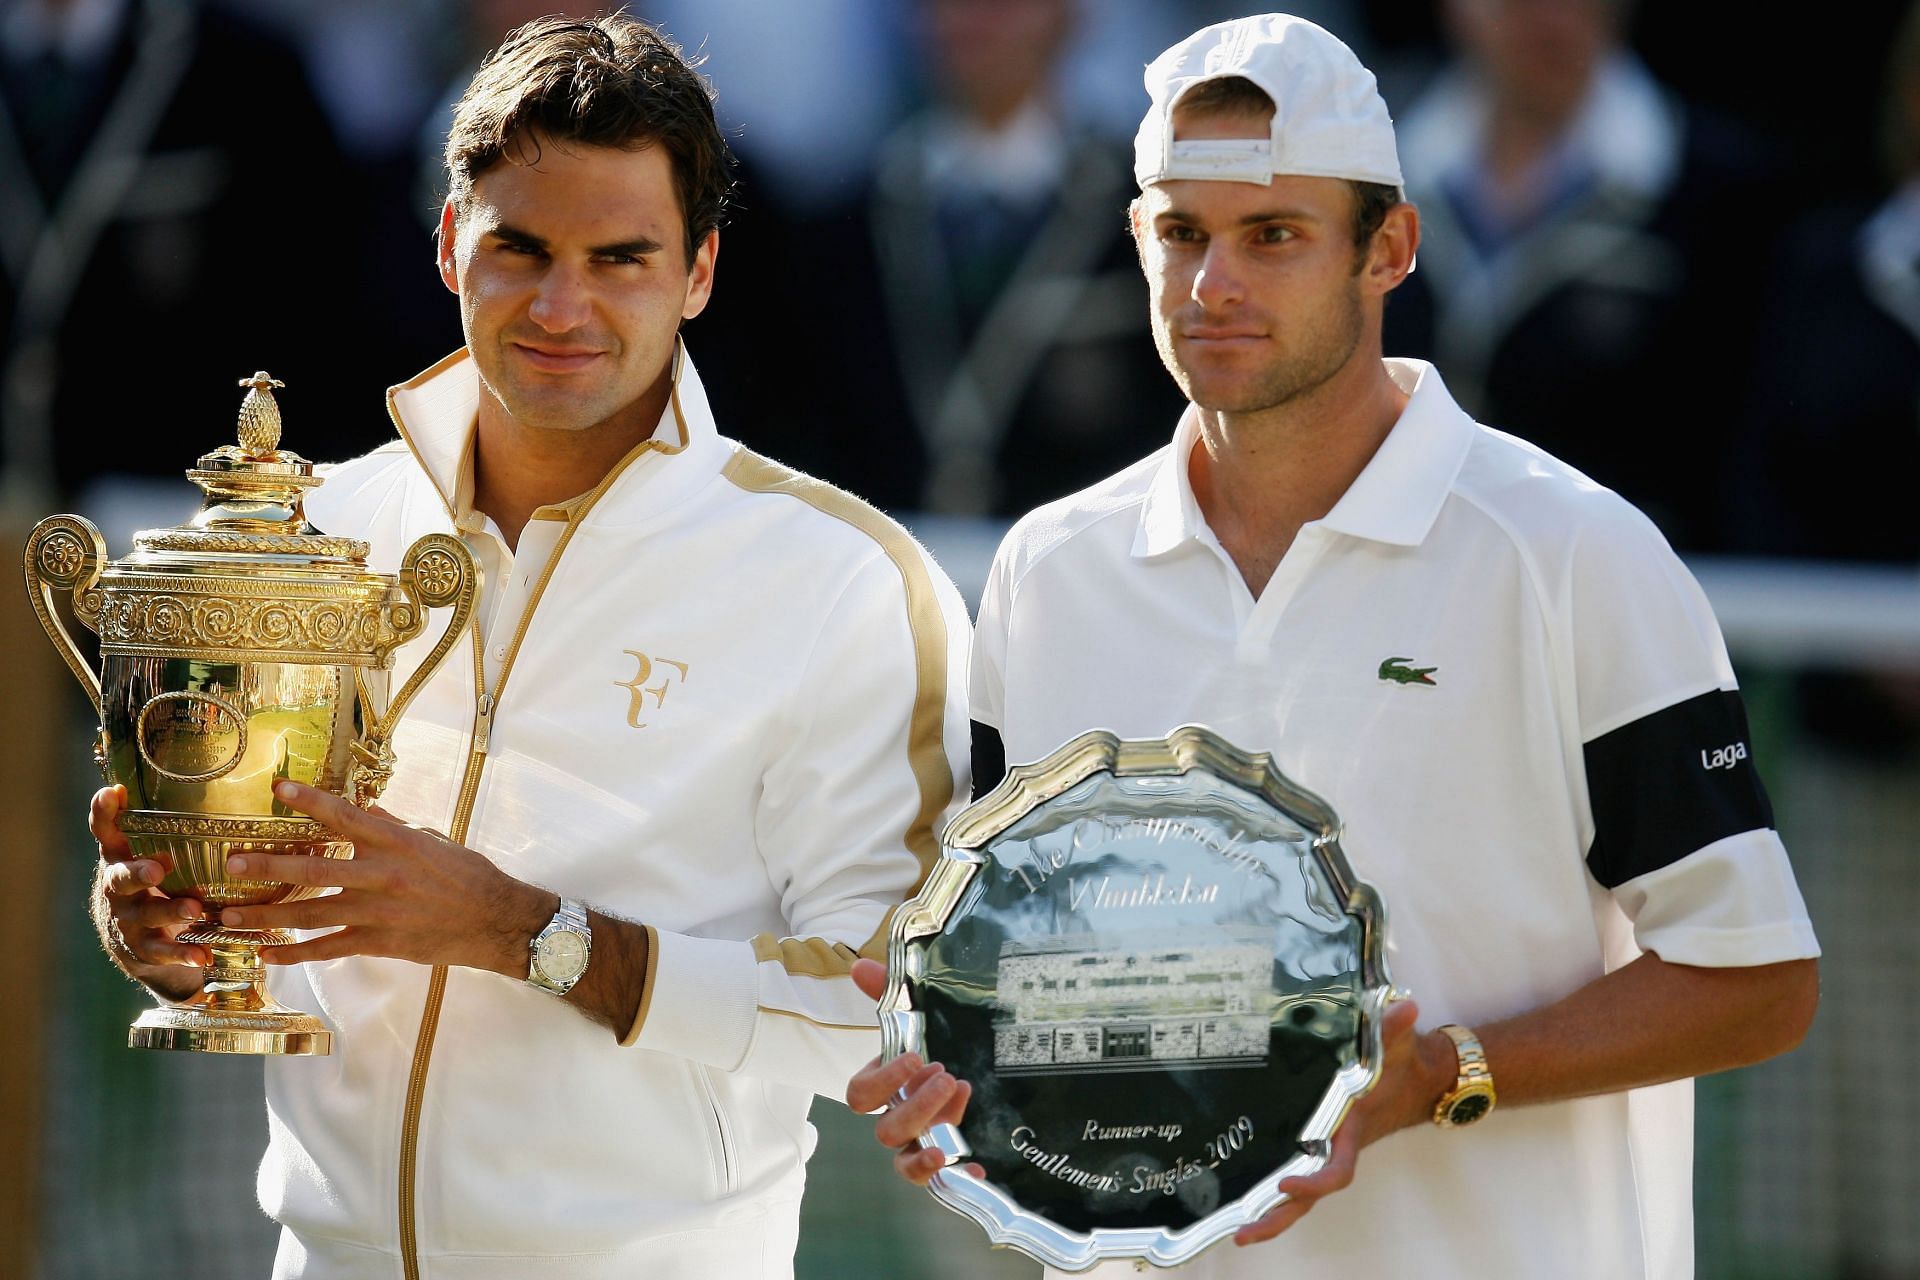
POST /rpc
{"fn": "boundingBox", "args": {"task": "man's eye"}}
[1162,225,1200,244]
[597,254,644,266]
[1258,225,1295,244]
[499,241,543,257]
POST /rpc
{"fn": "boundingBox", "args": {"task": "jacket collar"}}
[1133,358,1477,558]
[384,339,724,527]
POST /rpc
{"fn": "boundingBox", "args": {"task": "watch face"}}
[1447,1092,1493,1125]
[538,930,589,982]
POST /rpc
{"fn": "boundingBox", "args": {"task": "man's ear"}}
[1128,196,1148,270]
[680,228,719,322]
[1364,201,1419,297]
[436,200,460,295]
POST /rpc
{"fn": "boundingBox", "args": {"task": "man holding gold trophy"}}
[80,15,970,1279]
[853,14,1822,1278]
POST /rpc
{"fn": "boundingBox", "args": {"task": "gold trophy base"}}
[129,929,332,1055]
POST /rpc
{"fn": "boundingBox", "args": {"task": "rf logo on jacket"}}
[616,650,690,728]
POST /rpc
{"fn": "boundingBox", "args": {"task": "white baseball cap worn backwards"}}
[1133,13,1403,192]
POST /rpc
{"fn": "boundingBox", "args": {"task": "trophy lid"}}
[129,372,371,565]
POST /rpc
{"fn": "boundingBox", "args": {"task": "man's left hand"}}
[219,780,555,976]
[1234,996,1439,1245]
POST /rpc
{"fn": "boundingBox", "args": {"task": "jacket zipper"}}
[398,626,488,1280]
[393,421,679,1278]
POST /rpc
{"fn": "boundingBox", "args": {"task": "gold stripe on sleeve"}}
[757,1005,878,1032]
[722,450,953,973]
[753,935,862,977]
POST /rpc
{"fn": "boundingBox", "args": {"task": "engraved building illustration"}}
[992,928,1273,1073]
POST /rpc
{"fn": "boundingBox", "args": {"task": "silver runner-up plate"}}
[879,725,1396,1271]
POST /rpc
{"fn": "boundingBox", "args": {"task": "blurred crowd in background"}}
[3,0,1919,634]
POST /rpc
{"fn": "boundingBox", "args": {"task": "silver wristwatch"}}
[526,898,592,995]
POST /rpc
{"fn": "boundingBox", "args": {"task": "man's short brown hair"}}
[1171,76,1401,256]
[444,14,733,262]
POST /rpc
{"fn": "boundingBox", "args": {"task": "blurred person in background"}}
[251,0,441,169]
[726,0,1184,518]
[244,0,460,393]
[1383,0,1786,552]
[1737,1,1920,568]
[1733,2,1920,755]
[1707,24,1920,1280]
[642,0,908,215]
[0,0,383,520]
[416,0,601,223]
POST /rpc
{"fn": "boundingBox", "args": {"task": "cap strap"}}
[1160,138,1275,185]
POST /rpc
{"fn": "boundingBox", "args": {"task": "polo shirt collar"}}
[1133,407,1209,558]
[1132,358,1477,558]
[384,339,718,528]
[1317,359,1477,546]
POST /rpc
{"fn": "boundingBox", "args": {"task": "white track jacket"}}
[260,348,971,1279]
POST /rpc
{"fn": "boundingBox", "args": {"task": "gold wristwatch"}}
[1432,1024,1496,1128]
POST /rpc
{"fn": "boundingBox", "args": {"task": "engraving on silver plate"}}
[878,724,1395,1272]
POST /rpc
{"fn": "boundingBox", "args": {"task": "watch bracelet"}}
[1433,1023,1496,1126]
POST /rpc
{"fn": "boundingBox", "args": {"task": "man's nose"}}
[1190,243,1246,309]
[528,266,592,332]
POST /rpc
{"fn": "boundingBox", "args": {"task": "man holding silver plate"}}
[852,13,1821,1277]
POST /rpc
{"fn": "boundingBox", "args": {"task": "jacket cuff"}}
[620,926,759,1069]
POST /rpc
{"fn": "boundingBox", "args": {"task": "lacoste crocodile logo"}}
[1378,657,1438,687]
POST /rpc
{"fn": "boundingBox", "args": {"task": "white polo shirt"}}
[970,359,1818,1280]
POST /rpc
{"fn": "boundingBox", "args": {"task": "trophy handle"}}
[347,534,479,804]
[23,515,107,716]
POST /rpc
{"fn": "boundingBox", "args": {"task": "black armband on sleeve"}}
[1583,688,1776,889]
[971,720,1007,801]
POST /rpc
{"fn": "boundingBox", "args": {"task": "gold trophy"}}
[23,372,478,1056]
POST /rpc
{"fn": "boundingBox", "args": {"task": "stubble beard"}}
[1157,281,1366,416]
[485,369,615,434]
[472,335,629,435]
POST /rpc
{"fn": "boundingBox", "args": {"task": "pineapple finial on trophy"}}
[236,371,287,457]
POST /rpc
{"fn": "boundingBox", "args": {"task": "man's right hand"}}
[90,784,210,986]
[846,957,981,1187]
